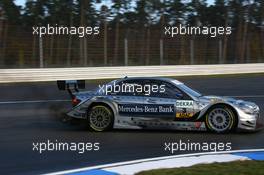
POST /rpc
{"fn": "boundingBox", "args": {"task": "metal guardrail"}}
[0,63,263,83]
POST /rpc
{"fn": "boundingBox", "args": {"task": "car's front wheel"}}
[205,105,236,133]
[87,105,114,132]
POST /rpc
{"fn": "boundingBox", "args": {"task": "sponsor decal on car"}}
[118,104,175,116]
[176,107,194,118]
[176,100,194,108]
[176,112,194,118]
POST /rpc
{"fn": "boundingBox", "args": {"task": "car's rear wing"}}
[57,80,85,98]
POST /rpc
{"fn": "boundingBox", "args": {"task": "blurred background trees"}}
[0,0,263,68]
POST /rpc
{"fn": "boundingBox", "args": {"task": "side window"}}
[115,79,144,96]
[158,82,180,98]
[144,80,183,99]
[162,82,193,100]
[141,80,166,97]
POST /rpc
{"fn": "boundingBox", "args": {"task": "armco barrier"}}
[0,63,264,83]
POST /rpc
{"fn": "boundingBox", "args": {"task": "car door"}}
[142,80,177,120]
[110,79,145,117]
[143,80,195,121]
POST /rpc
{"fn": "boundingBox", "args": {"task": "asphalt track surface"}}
[0,74,264,175]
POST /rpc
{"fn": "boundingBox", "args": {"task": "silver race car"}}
[57,77,262,133]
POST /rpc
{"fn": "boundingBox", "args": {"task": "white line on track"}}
[0,99,70,105]
[44,148,264,175]
[0,95,264,105]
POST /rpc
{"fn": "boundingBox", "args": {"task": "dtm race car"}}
[57,77,262,133]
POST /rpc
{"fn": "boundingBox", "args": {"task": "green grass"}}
[136,161,264,175]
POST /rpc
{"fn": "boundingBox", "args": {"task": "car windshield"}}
[177,84,202,98]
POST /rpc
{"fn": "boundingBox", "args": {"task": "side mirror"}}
[176,93,183,99]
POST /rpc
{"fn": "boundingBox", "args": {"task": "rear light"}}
[72,96,81,106]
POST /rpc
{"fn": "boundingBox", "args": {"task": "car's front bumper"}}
[237,109,263,131]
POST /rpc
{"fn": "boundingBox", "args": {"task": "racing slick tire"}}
[87,105,114,132]
[205,104,237,133]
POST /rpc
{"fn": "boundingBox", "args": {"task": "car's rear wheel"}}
[205,105,236,133]
[88,105,114,132]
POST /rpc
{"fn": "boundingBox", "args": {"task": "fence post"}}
[84,38,88,66]
[0,17,4,67]
[160,39,164,65]
[190,39,194,64]
[39,37,44,68]
[246,40,250,63]
[124,38,128,66]
[104,21,108,66]
[219,39,223,64]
